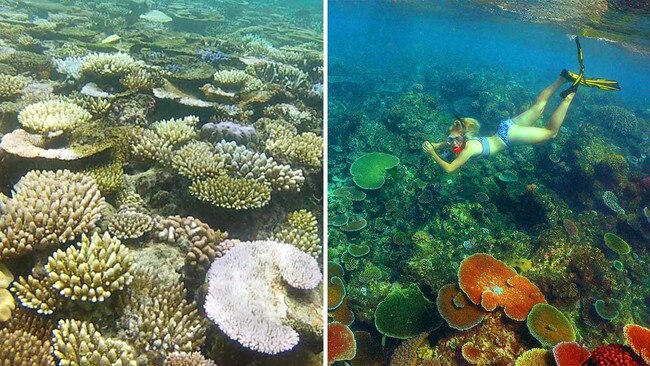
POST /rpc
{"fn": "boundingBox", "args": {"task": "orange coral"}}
[436,283,486,331]
[328,276,346,310]
[624,324,650,364]
[330,296,355,325]
[459,253,546,321]
[461,343,483,365]
[328,322,356,365]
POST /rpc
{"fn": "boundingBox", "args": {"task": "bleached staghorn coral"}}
[189,176,272,210]
[52,319,138,366]
[164,352,217,366]
[120,269,207,363]
[262,119,323,168]
[170,141,224,180]
[204,240,322,354]
[214,140,305,191]
[45,232,133,302]
[152,215,232,278]
[0,73,25,99]
[272,209,321,257]
[11,273,65,315]
[0,170,106,259]
[80,52,139,77]
[247,61,310,93]
[17,99,92,135]
[264,103,315,128]
[151,115,199,146]
[53,56,84,79]
[108,206,154,240]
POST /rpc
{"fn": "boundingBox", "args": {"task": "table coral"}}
[204,240,322,354]
[526,303,576,347]
[624,324,650,364]
[552,342,590,366]
[328,322,357,365]
[374,283,441,339]
[436,283,487,331]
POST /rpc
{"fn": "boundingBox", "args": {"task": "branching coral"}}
[120,68,155,90]
[0,328,55,365]
[52,319,138,366]
[153,215,231,277]
[247,61,310,93]
[0,262,15,322]
[151,115,199,146]
[0,170,105,259]
[204,240,322,354]
[81,159,124,194]
[164,352,217,366]
[262,119,323,167]
[213,69,263,91]
[0,73,25,99]
[11,273,65,315]
[171,141,224,180]
[80,52,139,78]
[214,140,304,191]
[189,175,272,210]
[17,99,92,135]
[264,103,315,128]
[45,232,133,302]
[130,128,174,165]
[120,269,207,363]
[272,209,321,257]
[108,206,154,239]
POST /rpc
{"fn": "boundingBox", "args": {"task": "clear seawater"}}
[328,1,650,365]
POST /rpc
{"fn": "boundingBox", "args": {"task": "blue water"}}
[329,1,650,108]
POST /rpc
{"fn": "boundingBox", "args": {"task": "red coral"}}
[589,344,644,366]
[624,324,650,364]
[328,322,356,365]
[553,341,590,366]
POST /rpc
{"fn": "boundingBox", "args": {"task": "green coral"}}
[374,283,440,339]
[350,152,400,190]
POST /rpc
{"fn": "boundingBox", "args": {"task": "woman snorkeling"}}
[423,37,620,174]
[422,72,576,173]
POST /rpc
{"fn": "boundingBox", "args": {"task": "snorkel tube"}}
[451,113,466,154]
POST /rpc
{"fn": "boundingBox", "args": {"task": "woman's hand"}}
[422,141,437,155]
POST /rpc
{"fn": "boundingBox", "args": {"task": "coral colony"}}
[0,0,323,365]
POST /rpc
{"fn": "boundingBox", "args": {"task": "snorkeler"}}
[423,37,620,173]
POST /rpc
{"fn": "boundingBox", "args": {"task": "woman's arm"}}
[422,141,473,173]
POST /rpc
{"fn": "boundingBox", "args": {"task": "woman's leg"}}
[511,77,567,127]
[507,92,576,144]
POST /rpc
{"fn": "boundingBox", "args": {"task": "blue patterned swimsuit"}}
[497,119,514,147]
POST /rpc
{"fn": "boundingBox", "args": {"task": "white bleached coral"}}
[18,99,92,135]
[204,239,321,354]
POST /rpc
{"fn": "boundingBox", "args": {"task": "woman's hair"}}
[449,117,480,137]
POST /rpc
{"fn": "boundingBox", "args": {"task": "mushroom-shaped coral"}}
[458,253,546,321]
[624,324,650,364]
[526,303,576,347]
[189,175,272,210]
[204,240,322,354]
[18,99,91,135]
[328,322,356,365]
[120,269,207,362]
[272,209,321,257]
[108,206,154,240]
[552,342,590,366]
[52,319,138,366]
[350,152,400,189]
[0,170,105,259]
[374,283,441,339]
[436,283,487,331]
[45,232,133,302]
[164,352,217,366]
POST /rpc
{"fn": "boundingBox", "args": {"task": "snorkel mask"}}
[449,113,467,155]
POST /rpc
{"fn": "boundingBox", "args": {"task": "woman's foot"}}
[560,83,578,98]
